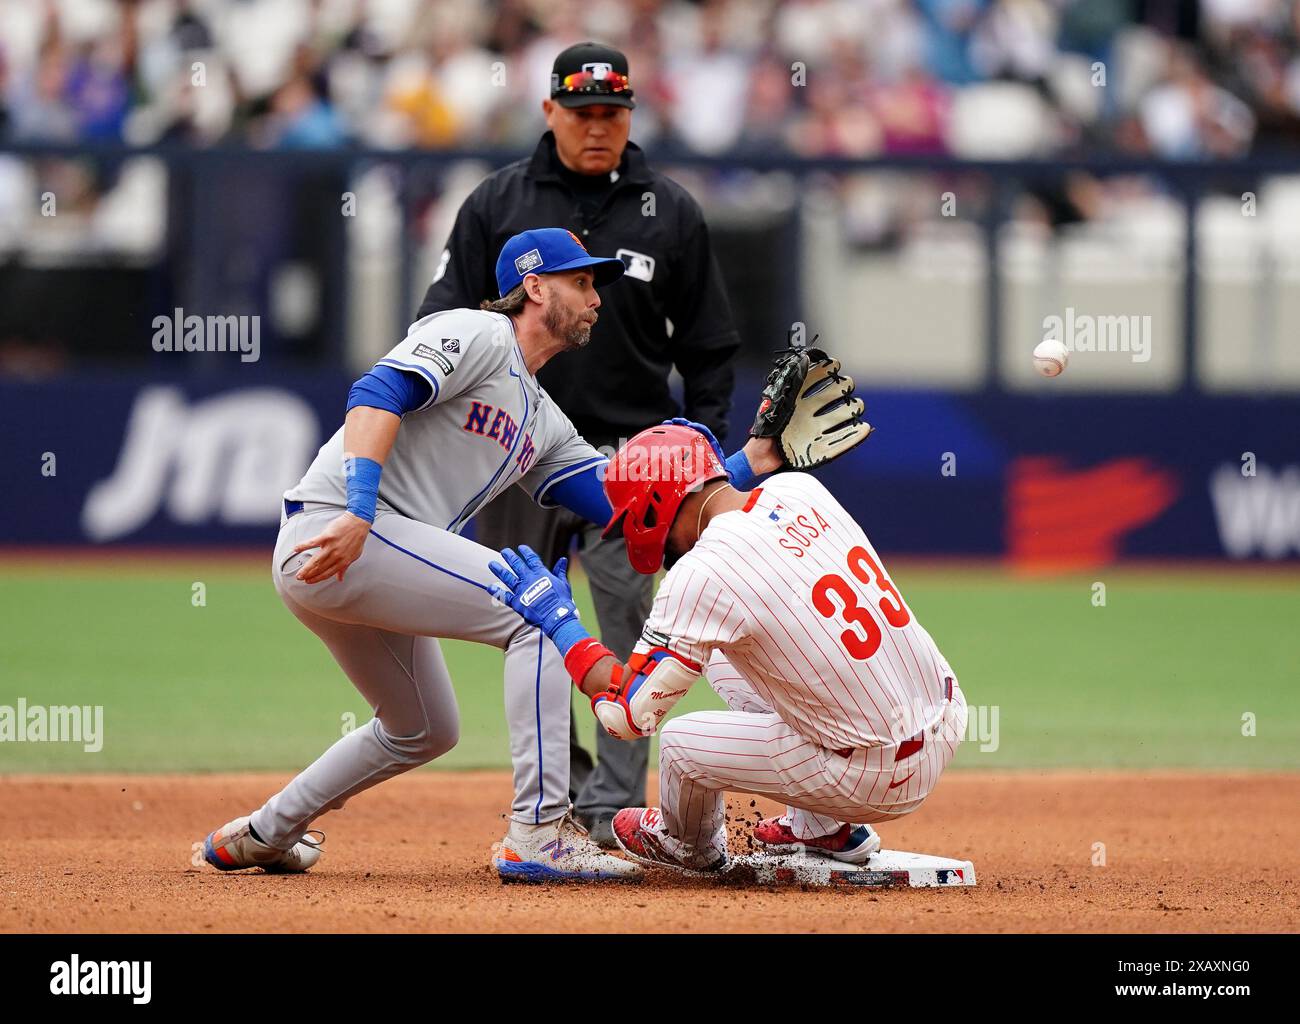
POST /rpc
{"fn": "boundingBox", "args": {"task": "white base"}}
[726,848,976,889]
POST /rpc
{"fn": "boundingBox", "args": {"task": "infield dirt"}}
[1,771,1295,933]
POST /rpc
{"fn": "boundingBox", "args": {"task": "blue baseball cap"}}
[495,228,626,297]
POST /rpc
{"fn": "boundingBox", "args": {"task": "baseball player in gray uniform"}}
[200,228,644,882]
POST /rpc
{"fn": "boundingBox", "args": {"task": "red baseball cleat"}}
[753,816,881,864]
[612,807,728,875]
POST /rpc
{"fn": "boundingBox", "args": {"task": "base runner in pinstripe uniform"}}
[488,423,967,875]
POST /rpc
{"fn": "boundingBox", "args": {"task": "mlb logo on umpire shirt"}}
[514,249,544,275]
[617,249,655,283]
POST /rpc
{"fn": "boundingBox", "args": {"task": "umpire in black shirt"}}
[416,42,740,846]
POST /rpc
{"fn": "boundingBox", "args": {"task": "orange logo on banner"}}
[1006,457,1179,571]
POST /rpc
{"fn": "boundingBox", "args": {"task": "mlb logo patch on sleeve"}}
[412,344,455,375]
[617,249,655,282]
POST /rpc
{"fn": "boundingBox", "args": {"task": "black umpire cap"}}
[550,42,636,109]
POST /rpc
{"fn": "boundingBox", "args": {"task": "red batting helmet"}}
[602,424,728,574]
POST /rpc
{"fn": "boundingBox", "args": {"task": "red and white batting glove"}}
[591,649,699,741]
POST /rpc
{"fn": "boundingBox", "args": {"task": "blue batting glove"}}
[487,545,587,652]
[664,417,725,465]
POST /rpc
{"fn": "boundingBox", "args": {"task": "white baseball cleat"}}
[203,816,324,873]
[611,807,729,876]
[494,811,643,882]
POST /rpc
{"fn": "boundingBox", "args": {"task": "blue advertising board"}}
[4,371,1298,565]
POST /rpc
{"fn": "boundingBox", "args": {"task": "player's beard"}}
[543,293,596,350]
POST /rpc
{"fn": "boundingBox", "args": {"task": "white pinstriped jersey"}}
[633,473,953,752]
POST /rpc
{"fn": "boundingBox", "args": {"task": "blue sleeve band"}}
[726,449,757,491]
[549,617,591,657]
[345,456,383,523]
[545,464,614,525]
[347,364,433,417]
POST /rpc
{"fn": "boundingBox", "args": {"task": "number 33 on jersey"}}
[633,473,952,753]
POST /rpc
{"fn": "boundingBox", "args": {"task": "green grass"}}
[1,560,1297,772]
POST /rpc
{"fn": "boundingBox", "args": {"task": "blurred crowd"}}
[2,0,1300,159]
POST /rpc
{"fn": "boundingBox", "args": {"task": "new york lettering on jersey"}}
[286,309,591,531]
[462,401,539,475]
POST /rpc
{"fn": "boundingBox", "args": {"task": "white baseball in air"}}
[1032,339,1069,377]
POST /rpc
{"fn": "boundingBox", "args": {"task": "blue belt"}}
[284,499,305,519]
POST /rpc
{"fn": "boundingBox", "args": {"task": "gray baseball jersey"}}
[286,308,604,530]
[249,307,609,850]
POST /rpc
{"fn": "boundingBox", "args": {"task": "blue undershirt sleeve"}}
[725,449,757,491]
[346,364,433,416]
[543,464,614,525]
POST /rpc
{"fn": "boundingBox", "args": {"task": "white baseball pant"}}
[659,650,967,849]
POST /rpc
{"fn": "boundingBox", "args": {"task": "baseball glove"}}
[750,335,874,470]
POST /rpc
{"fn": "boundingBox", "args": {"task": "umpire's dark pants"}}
[474,485,654,820]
